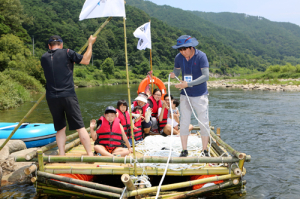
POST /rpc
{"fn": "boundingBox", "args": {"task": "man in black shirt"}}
[41,35,96,156]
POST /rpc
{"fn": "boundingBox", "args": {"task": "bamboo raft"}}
[15,126,250,198]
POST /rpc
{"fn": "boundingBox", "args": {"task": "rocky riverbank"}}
[207,79,300,92]
[165,79,300,92]
[0,140,36,186]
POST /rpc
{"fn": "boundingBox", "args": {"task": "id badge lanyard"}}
[183,57,194,83]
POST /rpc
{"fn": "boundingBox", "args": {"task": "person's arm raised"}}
[80,35,97,65]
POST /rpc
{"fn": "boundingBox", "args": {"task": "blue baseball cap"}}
[172,35,199,49]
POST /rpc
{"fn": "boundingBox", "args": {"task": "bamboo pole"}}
[37,185,103,199]
[121,174,142,199]
[24,129,86,160]
[232,178,239,185]
[0,93,46,151]
[78,17,113,54]
[121,174,136,191]
[238,153,246,170]
[37,171,123,194]
[44,167,230,176]
[38,149,44,171]
[123,17,137,177]
[231,164,242,176]
[210,130,246,160]
[149,20,153,94]
[124,174,239,197]
[37,177,120,198]
[56,132,90,155]
[168,180,247,199]
[24,164,37,175]
[40,155,246,164]
[210,140,228,157]
[31,177,37,183]
[216,127,221,149]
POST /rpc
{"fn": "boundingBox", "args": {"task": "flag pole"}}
[78,17,113,54]
[123,17,137,177]
[149,20,153,93]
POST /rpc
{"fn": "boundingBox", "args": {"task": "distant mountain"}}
[19,0,267,71]
[126,0,300,63]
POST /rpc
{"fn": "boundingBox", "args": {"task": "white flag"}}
[79,0,126,21]
[133,22,151,50]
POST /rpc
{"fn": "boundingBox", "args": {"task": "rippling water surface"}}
[1,85,299,198]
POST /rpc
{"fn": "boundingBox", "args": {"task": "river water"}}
[0,84,299,199]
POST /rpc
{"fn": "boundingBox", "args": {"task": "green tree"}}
[101,58,114,78]
[0,0,31,41]
[132,60,149,76]
[0,34,31,71]
[158,71,168,79]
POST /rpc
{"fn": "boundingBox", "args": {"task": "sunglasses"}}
[178,47,189,51]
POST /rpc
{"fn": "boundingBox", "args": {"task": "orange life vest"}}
[158,108,168,131]
[96,117,123,148]
[117,109,131,138]
[148,96,162,117]
[133,111,143,141]
[133,101,149,117]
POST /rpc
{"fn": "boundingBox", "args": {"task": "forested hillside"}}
[191,11,300,61]
[0,0,44,109]
[19,0,267,71]
[126,0,300,65]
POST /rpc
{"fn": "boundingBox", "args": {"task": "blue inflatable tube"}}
[0,123,56,148]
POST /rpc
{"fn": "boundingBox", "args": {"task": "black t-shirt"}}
[41,49,83,99]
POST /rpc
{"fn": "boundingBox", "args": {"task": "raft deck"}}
[16,127,250,198]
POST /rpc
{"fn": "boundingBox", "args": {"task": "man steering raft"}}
[170,35,210,157]
[41,35,97,156]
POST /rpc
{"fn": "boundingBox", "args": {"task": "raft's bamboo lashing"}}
[37,171,123,194]
[43,167,231,176]
[37,177,120,198]
[36,155,251,163]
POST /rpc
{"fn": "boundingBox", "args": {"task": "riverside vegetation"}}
[1,0,300,110]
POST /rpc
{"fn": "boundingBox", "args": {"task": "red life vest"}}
[158,108,168,131]
[133,111,143,141]
[96,116,123,148]
[133,101,149,117]
[117,109,131,138]
[148,96,162,117]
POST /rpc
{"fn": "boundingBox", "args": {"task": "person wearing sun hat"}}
[41,34,97,157]
[170,35,210,157]
[131,92,152,136]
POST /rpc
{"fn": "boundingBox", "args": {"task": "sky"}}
[146,0,300,26]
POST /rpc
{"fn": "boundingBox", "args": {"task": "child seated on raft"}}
[131,92,152,136]
[131,106,144,142]
[90,106,132,157]
[116,100,132,144]
[167,98,180,130]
